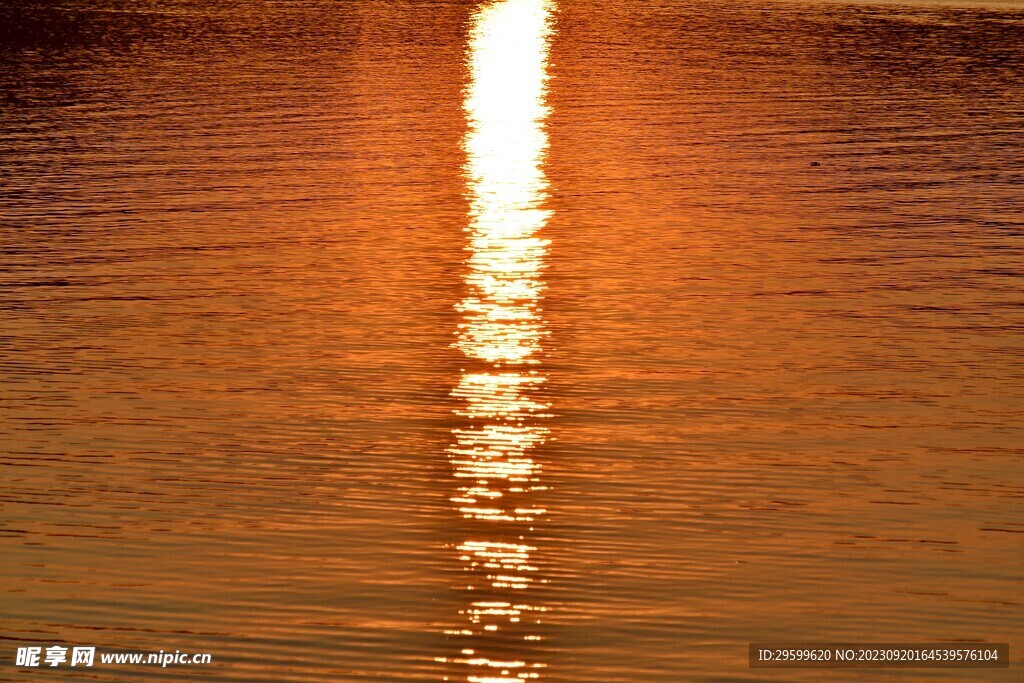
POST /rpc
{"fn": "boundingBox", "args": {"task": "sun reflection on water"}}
[440,0,555,681]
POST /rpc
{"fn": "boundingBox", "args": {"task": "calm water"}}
[2,0,1023,680]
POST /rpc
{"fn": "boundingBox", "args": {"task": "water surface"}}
[1,0,1022,680]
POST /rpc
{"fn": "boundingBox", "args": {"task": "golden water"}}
[1,0,1022,680]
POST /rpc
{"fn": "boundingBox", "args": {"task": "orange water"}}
[1,0,1022,680]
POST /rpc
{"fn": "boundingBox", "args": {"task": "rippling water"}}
[2,0,1023,681]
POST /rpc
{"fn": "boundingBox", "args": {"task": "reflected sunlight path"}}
[438,1,556,681]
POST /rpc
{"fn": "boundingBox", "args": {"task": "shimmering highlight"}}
[444,0,556,680]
